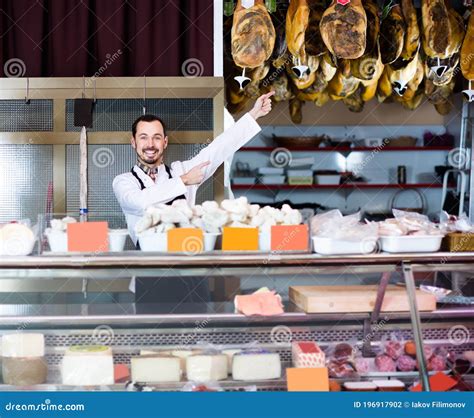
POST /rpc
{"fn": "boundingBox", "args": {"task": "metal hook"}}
[234,68,251,90]
[143,75,147,115]
[25,78,30,104]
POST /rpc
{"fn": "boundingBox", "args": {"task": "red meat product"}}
[427,355,446,372]
[328,361,356,378]
[334,343,354,363]
[375,355,396,372]
[396,355,417,372]
[355,357,370,374]
[385,340,404,360]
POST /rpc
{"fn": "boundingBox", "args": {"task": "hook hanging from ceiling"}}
[25,78,30,104]
[143,75,147,115]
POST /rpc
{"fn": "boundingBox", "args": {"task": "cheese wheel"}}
[171,350,201,374]
[0,224,35,256]
[232,352,281,380]
[2,333,44,358]
[131,355,181,383]
[186,355,228,382]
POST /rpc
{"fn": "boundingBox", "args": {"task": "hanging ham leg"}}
[231,0,276,68]
[421,0,451,58]
[320,0,367,60]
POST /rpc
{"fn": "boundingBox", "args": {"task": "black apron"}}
[131,165,210,306]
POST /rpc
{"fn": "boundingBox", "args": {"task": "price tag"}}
[222,227,258,251]
[168,228,204,253]
[242,0,255,9]
[67,221,109,252]
[337,0,351,5]
[287,367,329,392]
[271,224,309,252]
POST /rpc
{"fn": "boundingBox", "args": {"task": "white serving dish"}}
[46,229,129,252]
[204,233,220,251]
[315,174,341,185]
[259,231,271,252]
[108,229,128,252]
[46,230,68,252]
[379,235,443,253]
[312,236,377,255]
[137,231,168,252]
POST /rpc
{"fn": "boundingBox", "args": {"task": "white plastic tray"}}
[312,236,377,255]
[380,235,443,253]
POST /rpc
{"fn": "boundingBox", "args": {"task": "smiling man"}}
[113,92,274,304]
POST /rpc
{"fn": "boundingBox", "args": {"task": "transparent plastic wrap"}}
[379,210,443,237]
[0,219,37,256]
[325,342,358,378]
[311,211,378,255]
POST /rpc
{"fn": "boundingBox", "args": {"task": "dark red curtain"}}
[0,0,213,77]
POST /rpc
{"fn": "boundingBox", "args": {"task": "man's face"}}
[131,120,168,165]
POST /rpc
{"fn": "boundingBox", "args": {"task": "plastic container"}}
[46,229,128,252]
[259,231,271,252]
[379,235,443,253]
[315,174,341,185]
[312,236,377,255]
[108,229,128,252]
[137,231,167,252]
[232,177,255,185]
[204,233,220,252]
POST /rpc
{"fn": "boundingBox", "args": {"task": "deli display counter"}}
[0,252,472,392]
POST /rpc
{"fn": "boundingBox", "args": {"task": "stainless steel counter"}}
[0,251,474,268]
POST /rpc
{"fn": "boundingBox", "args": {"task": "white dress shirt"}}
[113,112,261,245]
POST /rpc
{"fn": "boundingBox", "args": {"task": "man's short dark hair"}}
[132,114,167,138]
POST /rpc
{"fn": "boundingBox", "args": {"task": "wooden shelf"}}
[239,146,453,152]
[231,183,449,190]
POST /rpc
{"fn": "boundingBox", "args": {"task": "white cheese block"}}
[62,355,114,385]
[2,333,44,358]
[186,354,228,381]
[222,349,242,371]
[131,355,181,383]
[232,352,281,381]
[171,350,200,374]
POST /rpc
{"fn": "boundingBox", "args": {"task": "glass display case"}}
[0,252,472,392]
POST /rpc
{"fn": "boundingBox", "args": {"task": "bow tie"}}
[137,162,159,181]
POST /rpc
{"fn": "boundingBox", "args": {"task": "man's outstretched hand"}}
[181,161,211,185]
[249,91,275,120]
